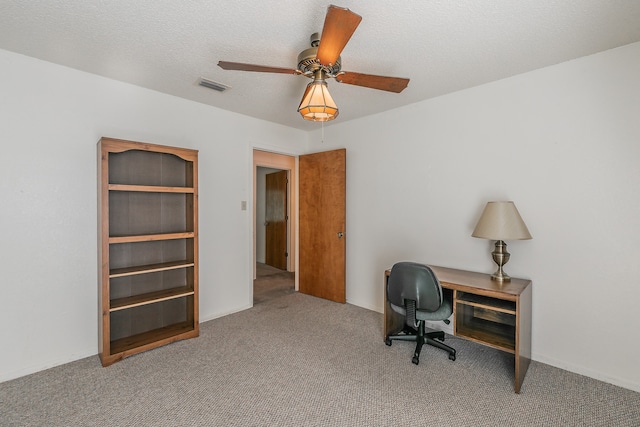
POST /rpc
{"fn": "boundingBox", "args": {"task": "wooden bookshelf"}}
[98,137,199,366]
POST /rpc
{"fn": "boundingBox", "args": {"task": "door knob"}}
[337,231,344,239]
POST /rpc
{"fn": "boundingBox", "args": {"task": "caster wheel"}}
[449,353,456,361]
[385,338,392,346]
[412,356,420,365]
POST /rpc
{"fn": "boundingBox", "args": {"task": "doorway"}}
[253,150,297,305]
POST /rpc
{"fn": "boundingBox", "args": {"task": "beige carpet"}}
[254,262,295,305]
[1,280,639,426]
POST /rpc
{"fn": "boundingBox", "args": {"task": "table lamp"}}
[471,201,532,282]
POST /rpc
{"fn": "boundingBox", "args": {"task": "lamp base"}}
[491,271,511,282]
[491,240,511,282]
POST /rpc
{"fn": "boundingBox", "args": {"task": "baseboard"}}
[199,304,252,323]
[345,297,380,313]
[0,347,96,384]
[532,353,640,393]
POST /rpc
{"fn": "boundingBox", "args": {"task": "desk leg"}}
[515,284,532,393]
[383,274,404,340]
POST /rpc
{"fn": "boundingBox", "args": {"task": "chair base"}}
[385,322,456,364]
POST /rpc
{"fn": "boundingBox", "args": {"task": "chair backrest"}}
[387,262,443,312]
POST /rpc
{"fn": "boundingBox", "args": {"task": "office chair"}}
[385,262,456,365]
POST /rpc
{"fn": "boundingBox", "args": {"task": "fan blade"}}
[316,5,362,67]
[336,72,409,93]
[218,61,299,75]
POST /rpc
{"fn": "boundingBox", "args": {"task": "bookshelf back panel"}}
[109,192,191,236]
[110,267,192,300]
[109,150,189,187]
[109,239,192,270]
[110,296,193,342]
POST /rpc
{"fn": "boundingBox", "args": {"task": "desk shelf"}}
[456,292,516,313]
[455,309,516,353]
[455,291,516,352]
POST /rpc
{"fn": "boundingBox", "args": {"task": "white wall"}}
[308,42,640,392]
[0,49,307,382]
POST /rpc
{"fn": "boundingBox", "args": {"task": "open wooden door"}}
[299,149,346,303]
[265,170,288,270]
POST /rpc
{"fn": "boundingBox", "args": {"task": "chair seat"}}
[390,297,452,321]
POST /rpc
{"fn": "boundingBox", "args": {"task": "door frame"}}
[252,149,298,294]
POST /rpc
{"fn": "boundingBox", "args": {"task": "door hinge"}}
[285,252,289,257]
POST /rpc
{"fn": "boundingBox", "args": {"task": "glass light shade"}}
[472,201,532,240]
[297,79,339,122]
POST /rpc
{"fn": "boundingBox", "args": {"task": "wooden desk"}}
[384,266,532,393]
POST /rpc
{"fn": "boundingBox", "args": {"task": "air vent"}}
[198,78,230,92]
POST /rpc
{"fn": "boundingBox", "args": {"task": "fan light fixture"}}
[297,71,338,121]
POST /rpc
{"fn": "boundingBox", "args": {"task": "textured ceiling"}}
[2,1,640,131]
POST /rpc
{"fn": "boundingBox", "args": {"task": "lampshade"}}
[472,201,532,240]
[297,72,338,122]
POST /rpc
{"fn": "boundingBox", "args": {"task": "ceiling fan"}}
[218,4,410,122]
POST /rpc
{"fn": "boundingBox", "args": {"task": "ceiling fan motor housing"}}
[297,33,342,76]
